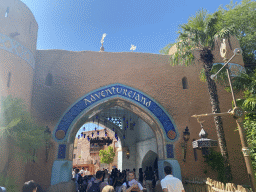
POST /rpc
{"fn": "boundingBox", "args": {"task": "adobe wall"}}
[30,47,249,188]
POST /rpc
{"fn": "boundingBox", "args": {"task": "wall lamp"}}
[126,148,130,159]
[182,126,190,162]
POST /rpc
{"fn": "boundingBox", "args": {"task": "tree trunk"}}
[201,48,232,182]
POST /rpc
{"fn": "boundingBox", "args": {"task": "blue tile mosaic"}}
[58,144,66,159]
[166,144,174,158]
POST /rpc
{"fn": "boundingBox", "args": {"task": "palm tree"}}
[170,9,234,182]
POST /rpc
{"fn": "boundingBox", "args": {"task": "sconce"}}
[44,126,51,163]
[126,148,130,159]
[182,126,190,162]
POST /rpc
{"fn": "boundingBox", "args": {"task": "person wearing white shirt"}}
[160,166,185,192]
[72,168,76,179]
[122,171,143,192]
[80,167,85,177]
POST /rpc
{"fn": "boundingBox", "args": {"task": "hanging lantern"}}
[95,127,97,131]
[113,128,115,131]
[93,118,95,123]
[96,115,98,119]
[105,132,107,137]
[97,131,99,135]
[133,122,136,126]
[78,135,80,139]
[97,137,99,140]
[87,136,90,141]
[83,127,85,131]
[124,127,126,130]
[81,133,83,137]
[123,135,125,139]
[84,134,86,138]
[123,115,125,121]
[92,132,94,137]
[116,137,119,141]
[115,133,117,137]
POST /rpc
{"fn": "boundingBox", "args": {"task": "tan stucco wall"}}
[0,0,38,56]
[30,46,248,188]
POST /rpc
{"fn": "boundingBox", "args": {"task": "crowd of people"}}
[0,165,184,192]
[72,165,185,192]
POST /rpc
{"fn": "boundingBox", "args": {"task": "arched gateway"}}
[51,84,181,185]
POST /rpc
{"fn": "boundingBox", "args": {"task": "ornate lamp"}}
[192,121,218,156]
[182,126,190,162]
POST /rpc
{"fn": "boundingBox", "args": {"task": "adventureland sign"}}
[55,84,177,141]
[84,85,151,108]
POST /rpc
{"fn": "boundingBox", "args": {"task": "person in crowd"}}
[108,174,113,186]
[75,168,83,192]
[122,171,143,192]
[80,176,88,192]
[161,166,185,192]
[80,167,85,177]
[72,168,76,179]
[113,172,123,192]
[22,180,38,192]
[102,169,109,184]
[87,171,108,192]
[138,168,143,186]
[122,170,127,183]
[102,185,115,192]
[153,172,161,192]
[144,166,154,192]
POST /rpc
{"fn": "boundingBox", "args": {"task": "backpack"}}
[88,181,102,192]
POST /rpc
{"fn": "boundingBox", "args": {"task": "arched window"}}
[45,73,53,86]
[5,7,9,18]
[182,77,188,89]
[7,72,11,88]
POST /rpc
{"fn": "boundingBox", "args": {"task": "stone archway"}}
[51,84,181,185]
[141,150,158,171]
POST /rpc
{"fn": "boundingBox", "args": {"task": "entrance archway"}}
[142,150,158,171]
[51,84,181,185]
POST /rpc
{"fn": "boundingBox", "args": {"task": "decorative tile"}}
[58,144,66,159]
[0,33,35,69]
[166,144,174,158]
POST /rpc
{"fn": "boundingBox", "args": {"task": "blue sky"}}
[75,123,104,138]
[20,0,240,54]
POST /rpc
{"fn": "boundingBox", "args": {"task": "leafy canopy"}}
[99,146,115,165]
[0,95,48,163]
[169,8,233,66]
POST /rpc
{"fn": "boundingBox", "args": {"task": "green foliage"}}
[159,43,175,55]
[0,95,47,163]
[218,0,256,69]
[203,149,228,183]
[99,146,115,165]
[0,174,19,192]
[230,69,256,179]
[200,64,229,87]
